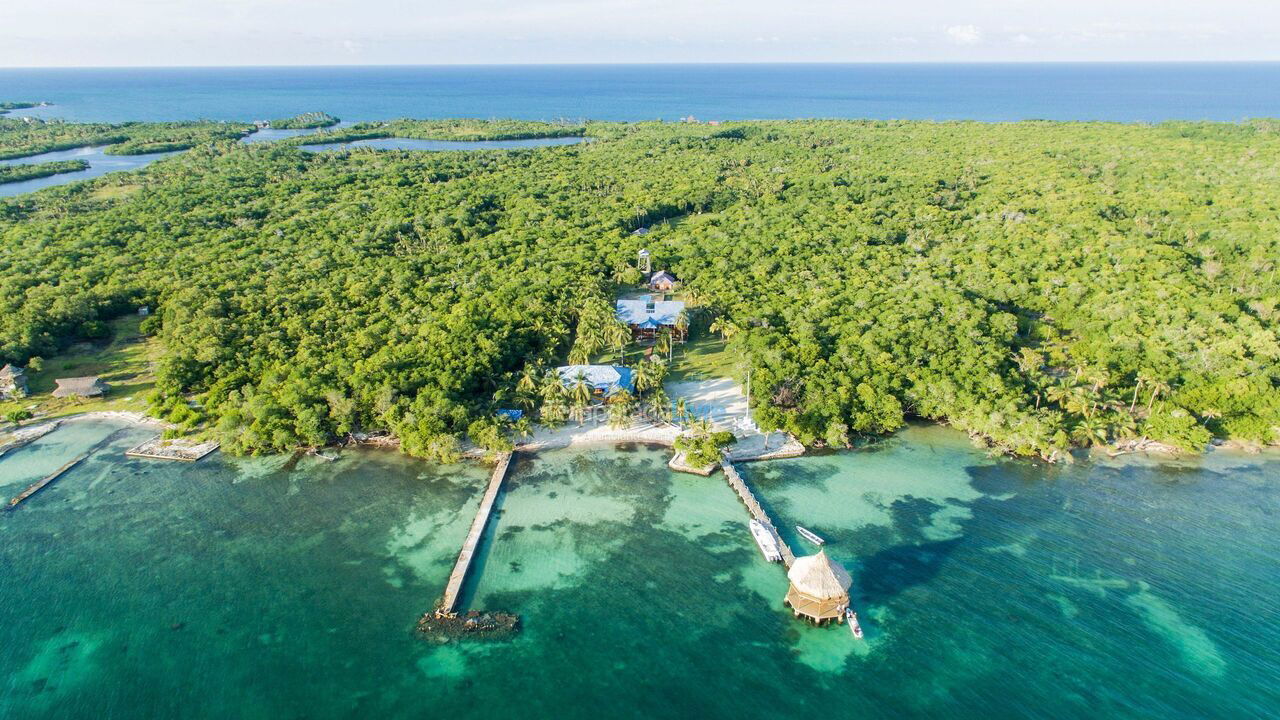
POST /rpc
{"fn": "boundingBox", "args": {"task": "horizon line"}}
[4,59,1280,71]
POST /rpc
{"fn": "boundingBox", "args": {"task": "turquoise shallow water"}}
[1,421,1277,718]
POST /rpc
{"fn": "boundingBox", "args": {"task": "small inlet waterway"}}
[0,133,589,198]
[1,421,1276,719]
[0,146,180,198]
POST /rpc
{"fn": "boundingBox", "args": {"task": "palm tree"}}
[1146,379,1172,415]
[570,372,593,407]
[1046,380,1075,409]
[513,416,534,443]
[540,370,566,402]
[1129,373,1148,413]
[655,328,673,363]
[516,388,539,412]
[1030,373,1052,410]
[1071,416,1109,447]
[691,413,713,436]
[606,320,631,364]
[674,397,689,425]
[633,359,664,398]
[516,365,539,395]
[1108,413,1138,440]
[674,309,690,343]
[1087,368,1110,396]
[541,398,567,426]
[607,390,634,428]
[569,397,589,424]
[568,342,592,365]
[710,317,740,341]
[1199,408,1221,427]
[646,389,671,422]
[1065,386,1095,418]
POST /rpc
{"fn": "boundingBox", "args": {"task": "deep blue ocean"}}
[2,63,1279,123]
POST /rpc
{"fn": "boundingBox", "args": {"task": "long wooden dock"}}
[8,454,89,509]
[7,428,127,510]
[722,455,795,567]
[439,451,514,614]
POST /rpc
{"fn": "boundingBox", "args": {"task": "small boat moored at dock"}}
[846,608,864,639]
[749,519,784,563]
[796,525,825,546]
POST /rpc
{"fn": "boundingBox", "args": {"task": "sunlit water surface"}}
[1,421,1276,719]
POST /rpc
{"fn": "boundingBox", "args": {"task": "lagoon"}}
[0,146,180,198]
[1,420,1276,718]
[0,131,586,198]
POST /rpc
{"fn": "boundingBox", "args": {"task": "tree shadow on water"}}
[857,535,964,606]
[852,494,968,603]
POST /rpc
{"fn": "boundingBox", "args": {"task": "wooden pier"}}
[722,455,795,567]
[7,428,127,510]
[438,451,514,614]
[8,454,89,509]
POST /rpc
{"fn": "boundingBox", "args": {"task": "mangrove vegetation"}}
[1,117,1277,459]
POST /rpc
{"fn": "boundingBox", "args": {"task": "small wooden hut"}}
[0,364,28,399]
[648,270,679,292]
[784,550,852,624]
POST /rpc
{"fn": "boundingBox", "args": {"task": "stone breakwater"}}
[418,610,520,642]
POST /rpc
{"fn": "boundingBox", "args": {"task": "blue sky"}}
[2,0,1278,67]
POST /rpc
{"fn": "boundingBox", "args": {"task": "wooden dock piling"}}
[722,455,795,567]
[7,428,128,510]
[8,453,89,509]
[439,451,514,614]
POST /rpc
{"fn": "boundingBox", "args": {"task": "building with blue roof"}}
[616,297,687,341]
[555,365,635,399]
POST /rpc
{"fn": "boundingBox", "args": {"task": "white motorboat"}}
[796,525,825,546]
[749,519,783,563]
[846,608,864,639]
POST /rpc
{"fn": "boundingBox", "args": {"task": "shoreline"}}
[3,409,1276,468]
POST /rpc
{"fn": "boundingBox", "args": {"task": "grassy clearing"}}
[90,184,143,201]
[0,315,160,423]
[665,325,742,383]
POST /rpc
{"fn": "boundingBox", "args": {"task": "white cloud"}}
[1,0,1278,65]
[946,24,983,45]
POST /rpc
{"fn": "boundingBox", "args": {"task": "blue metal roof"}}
[555,365,635,396]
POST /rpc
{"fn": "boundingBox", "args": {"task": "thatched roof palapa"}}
[784,550,852,623]
[52,376,108,398]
